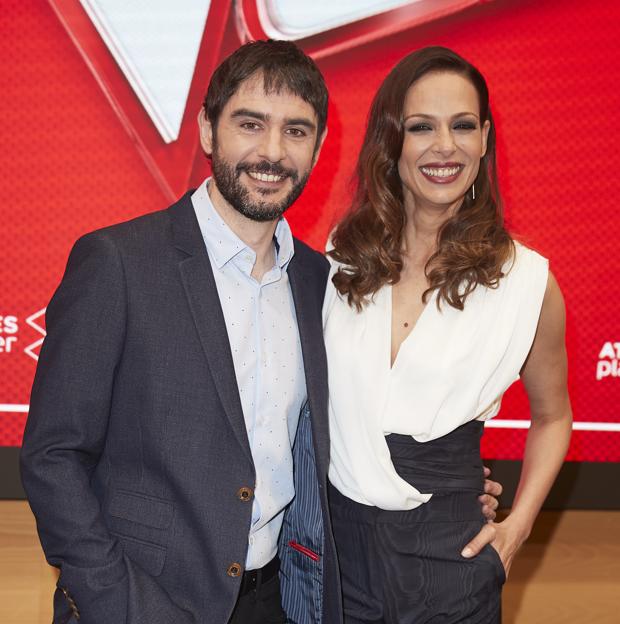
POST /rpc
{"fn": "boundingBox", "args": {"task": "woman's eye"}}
[454,122,477,131]
[407,123,432,133]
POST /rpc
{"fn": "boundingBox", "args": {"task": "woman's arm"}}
[462,271,573,573]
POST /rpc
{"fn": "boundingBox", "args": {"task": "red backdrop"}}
[1,0,619,461]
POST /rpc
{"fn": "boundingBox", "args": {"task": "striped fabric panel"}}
[279,403,324,624]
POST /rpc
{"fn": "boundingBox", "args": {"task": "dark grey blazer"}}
[20,193,342,624]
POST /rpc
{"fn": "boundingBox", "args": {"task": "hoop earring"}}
[471,183,476,201]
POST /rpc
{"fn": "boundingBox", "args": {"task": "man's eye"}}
[407,123,432,133]
[241,122,260,130]
[287,128,307,137]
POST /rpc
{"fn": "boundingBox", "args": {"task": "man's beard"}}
[211,153,310,222]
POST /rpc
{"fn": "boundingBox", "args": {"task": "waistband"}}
[239,556,280,595]
[329,482,485,524]
[386,420,485,493]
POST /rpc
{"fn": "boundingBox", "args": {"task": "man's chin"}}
[229,189,288,221]
[235,203,287,222]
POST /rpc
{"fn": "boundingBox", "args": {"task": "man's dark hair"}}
[203,39,328,141]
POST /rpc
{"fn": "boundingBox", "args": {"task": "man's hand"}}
[478,465,502,521]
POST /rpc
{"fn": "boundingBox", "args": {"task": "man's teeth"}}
[248,172,284,182]
[420,166,461,178]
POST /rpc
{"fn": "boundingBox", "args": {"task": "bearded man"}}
[20,40,340,624]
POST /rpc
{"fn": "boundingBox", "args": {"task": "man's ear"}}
[198,110,214,156]
[312,128,328,166]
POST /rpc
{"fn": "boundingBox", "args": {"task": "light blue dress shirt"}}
[191,180,307,570]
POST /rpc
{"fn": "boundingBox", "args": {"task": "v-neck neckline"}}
[388,284,433,370]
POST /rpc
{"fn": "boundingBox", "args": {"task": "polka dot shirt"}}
[192,180,307,569]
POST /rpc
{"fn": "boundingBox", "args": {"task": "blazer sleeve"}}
[20,232,194,624]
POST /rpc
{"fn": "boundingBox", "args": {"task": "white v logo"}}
[79,0,212,143]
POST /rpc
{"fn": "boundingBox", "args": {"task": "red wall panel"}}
[1,0,618,461]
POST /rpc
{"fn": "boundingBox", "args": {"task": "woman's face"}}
[398,71,490,214]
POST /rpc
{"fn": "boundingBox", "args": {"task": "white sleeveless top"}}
[323,242,548,510]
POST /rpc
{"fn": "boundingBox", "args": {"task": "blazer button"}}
[237,486,254,502]
[227,562,243,577]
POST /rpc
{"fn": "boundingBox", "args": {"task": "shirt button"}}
[227,562,243,577]
[249,536,255,545]
[237,486,254,501]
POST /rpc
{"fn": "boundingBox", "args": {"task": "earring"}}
[471,183,476,201]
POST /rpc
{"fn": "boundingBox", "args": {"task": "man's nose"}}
[257,128,286,162]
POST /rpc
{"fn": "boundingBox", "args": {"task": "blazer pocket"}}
[108,489,174,530]
[111,531,167,577]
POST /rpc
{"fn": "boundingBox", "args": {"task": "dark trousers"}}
[228,559,287,624]
[329,423,505,624]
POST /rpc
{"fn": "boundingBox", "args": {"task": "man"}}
[21,40,500,624]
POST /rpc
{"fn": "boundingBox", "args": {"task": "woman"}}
[324,46,572,623]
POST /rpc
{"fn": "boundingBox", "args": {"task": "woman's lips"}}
[419,163,464,184]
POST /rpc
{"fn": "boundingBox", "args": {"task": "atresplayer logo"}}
[597,342,620,380]
[0,314,18,353]
[0,310,46,360]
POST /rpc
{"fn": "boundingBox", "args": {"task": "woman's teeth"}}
[420,166,461,178]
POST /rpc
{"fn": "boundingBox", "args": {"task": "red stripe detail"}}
[288,540,320,562]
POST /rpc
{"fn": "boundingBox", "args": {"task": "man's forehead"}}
[235,71,292,96]
[225,73,316,119]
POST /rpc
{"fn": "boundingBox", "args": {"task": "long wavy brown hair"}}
[329,46,514,311]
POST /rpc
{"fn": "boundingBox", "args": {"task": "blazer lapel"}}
[288,247,330,471]
[168,195,253,466]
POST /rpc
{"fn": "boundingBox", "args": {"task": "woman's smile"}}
[418,162,464,184]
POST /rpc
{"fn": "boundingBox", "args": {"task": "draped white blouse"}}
[323,242,548,511]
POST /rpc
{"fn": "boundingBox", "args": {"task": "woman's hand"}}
[479,465,502,521]
[485,517,529,577]
[460,516,529,578]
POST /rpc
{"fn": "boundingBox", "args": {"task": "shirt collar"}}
[191,178,295,271]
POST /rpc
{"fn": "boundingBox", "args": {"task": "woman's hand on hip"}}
[479,465,502,521]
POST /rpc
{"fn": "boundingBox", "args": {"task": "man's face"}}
[200,73,325,222]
